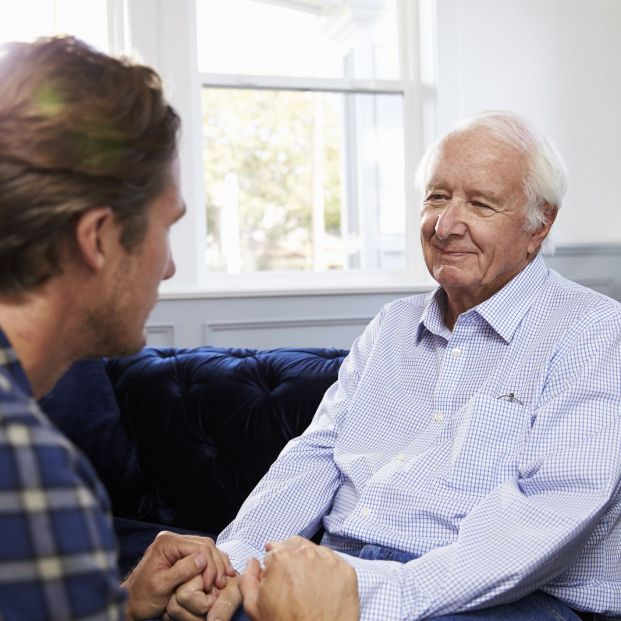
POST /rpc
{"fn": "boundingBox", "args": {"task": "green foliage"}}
[202,88,343,271]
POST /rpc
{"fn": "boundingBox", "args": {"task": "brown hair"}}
[0,36,180,294]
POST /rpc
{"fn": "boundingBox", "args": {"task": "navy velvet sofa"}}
[40,346,347,575]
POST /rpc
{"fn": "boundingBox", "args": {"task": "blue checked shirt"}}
[218,254,621,620]
[0,329,126,620]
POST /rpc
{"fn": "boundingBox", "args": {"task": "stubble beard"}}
[83,264,149,359]
[84,302,146,359]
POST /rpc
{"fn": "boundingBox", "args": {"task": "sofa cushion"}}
[106,347,347,534]
[39,358,153,520]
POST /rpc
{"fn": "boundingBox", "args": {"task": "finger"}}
[166,591,210,621]
[175,589,216,617]
[265,535,307,553]
[165,532,229,568]
[206,586,242,621]
[263,539,288,552]
[201,551,218,592]
[222,551,236,577]
[152,533,232,586]
[204,548,235,586]
[209,549,228,589]
[157,532,215,546]
[154,531,217,564]
[201,548,229,590]
[154,532,223,560]
[174,574,211,616]
[239,558,261,620]
[164,552,208,592]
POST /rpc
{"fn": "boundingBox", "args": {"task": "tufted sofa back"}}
[42,346,347,536]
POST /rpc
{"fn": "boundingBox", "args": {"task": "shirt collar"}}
[0,326,33,396]
[476,253,549,342]
[417,288,451,343]
[416,253,550,344]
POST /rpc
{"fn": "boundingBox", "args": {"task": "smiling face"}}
[420,129,553,325]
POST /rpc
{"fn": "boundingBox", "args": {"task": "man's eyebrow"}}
[469,190,501,204]
[424,184,448,193]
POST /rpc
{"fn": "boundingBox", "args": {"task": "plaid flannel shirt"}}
[0,329,126,621]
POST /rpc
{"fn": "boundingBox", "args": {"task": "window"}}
[0,0,110,51]
[196,0,423,285]
[1,0,427,293]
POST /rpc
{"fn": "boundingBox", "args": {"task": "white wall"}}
[433,0,621,245]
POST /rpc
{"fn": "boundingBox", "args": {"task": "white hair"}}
[414,111,568,232]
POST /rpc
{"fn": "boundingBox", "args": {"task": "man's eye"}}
[426,194,447,202]
[472,201,493,210]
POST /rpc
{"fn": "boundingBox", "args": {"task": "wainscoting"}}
[146,244,621,350]
[145,291,398,350]
[544,244,621,301]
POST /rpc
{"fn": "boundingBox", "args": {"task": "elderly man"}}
[0,36,237,620]
[170,110,621,621]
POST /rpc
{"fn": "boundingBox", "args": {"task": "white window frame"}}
[116,0,433,296]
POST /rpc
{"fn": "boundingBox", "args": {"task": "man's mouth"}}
[434,246,473,255]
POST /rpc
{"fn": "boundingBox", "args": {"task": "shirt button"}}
[360,507,370,517]
[451,347,461,358]
[396,452,407,462]
[433,412,445,423]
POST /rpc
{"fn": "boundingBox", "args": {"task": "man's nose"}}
[434,200,467,240]
[163,254,176,280]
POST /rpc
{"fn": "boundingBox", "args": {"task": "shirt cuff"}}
[337,552,406,621]
[216,539,264,574]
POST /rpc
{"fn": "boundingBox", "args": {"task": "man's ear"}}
[528,204,558,255]
[73,207,115,272]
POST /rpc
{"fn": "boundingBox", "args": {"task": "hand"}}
[164,573,215,621]
[122,531,235,621]
[239,536,360,621]
[207,575,242,621]
[164,574,242,621]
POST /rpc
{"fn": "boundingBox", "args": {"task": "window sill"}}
[158,271,435,300]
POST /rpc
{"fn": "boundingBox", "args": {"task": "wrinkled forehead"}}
[424,129,529,189]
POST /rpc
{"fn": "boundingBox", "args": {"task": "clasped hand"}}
[121,531,236,621]
[164,536,360,621]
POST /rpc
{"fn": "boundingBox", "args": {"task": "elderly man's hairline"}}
[414,110,567,233]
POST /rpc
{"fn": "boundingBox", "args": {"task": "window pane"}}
[0,0,109,51]
[202,88,406,273]
[196,0,399,80]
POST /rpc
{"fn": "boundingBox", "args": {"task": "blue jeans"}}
[357,544,588,620]
[427,591,582,619]
[229,543,599,621]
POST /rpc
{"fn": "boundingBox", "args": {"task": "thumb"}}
[166,553,208,590]
[239,558,261,619]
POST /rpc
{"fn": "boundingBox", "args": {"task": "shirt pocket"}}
[446,393,532,496]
